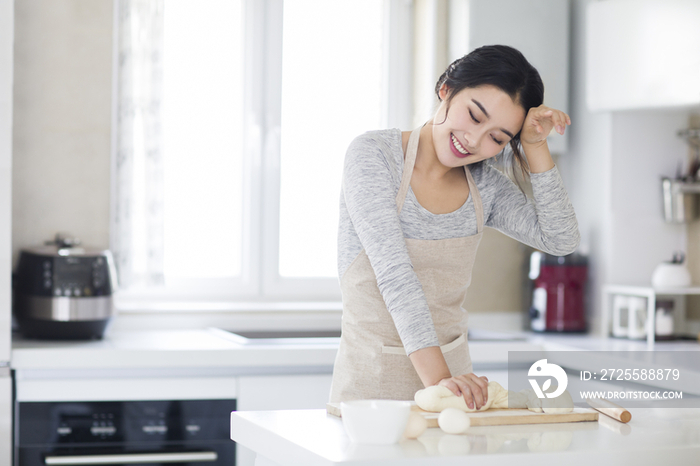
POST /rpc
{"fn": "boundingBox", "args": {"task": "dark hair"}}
[434,45,544,183]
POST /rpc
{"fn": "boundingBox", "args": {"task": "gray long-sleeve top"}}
[338,129,580,355]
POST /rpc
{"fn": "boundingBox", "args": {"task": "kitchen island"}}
[230,406,700,466]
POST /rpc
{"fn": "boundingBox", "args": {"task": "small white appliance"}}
[655,299,675,338]
[651,252,692,288]
[612,295,647,339]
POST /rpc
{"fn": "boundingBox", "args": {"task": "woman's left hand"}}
[520,105,571,147]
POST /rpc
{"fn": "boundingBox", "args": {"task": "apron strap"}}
[396,126,485,234]
[464,166,484,233]
[396,127,420,215]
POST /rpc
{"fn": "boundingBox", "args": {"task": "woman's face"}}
[431,84,526,168]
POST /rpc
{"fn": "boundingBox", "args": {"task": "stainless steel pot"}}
[662,178,700,223]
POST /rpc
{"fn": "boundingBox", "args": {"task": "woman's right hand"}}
[438,373,490,410]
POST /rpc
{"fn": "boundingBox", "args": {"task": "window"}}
[113,0,412,305]
[278,0,383,279]
[162,0,245,281]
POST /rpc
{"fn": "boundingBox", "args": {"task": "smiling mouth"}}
[450,133,471,158]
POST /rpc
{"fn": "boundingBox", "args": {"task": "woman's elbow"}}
[548,228,581,256]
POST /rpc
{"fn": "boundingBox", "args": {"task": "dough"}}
[522,385,574,414]
[437,408,471,434]
[415,382,515,412]
[414,381,573,414]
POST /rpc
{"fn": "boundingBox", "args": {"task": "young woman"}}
[330,45,579,409]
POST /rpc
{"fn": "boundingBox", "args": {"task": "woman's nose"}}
[474,126,495,150]
[464,129,484,152]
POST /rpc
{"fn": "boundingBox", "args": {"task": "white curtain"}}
[113,0,165,288]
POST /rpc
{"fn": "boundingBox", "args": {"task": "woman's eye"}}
[492,136,504,145]
[469,110,480,124]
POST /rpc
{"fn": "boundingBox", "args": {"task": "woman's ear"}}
[438,83,450,102]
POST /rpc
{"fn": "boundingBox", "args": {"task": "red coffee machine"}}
[528,251,588,332]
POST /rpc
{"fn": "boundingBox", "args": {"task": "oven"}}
[15,399,236,465]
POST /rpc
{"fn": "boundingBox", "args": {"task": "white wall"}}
[12,0,113,265]
[563,0,699,333]
[558,0,613,334]
[608,110,689,283]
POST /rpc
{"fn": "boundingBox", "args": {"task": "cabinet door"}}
[466,0,570,154]
[586,0,700,111]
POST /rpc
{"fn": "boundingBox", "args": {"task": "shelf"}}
[602,284,698,347]
[604,284,700,296]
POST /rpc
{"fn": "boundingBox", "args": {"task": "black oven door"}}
[15,399,237,466]
[19,443,235,465]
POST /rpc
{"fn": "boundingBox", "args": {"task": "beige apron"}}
[329,127,485,402]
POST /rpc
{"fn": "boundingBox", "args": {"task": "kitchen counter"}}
[11,328,699,373]
[10,328,551,372]
[230,406,700,466]
[11,329,340,372]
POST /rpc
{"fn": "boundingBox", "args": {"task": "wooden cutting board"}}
[326,402,598,427]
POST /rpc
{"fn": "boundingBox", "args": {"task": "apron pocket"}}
[380,333,466,356]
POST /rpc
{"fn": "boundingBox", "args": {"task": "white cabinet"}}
[586,0,700,111]
[451,0,570,154]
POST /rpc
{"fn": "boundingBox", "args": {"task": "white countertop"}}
[11,329,340,371]
[10,328,552,372]
[11,328,699,373]
[230,406,700,466]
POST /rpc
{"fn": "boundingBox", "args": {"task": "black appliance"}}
[14,235,118,340]
[15,399,236,465]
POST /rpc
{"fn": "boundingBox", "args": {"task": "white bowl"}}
[340,400,411,444]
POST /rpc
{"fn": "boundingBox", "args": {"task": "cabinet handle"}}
[44,451,217,464]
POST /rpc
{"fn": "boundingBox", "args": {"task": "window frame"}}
[111,0,414,308]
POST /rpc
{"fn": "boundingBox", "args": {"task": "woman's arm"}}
[485,163,580,256]
[342,132,439,354]
[409,347,490,410]
[520,105,571,174]
[484,107,579,255]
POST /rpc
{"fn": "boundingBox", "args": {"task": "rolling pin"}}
[586,398,631,423]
